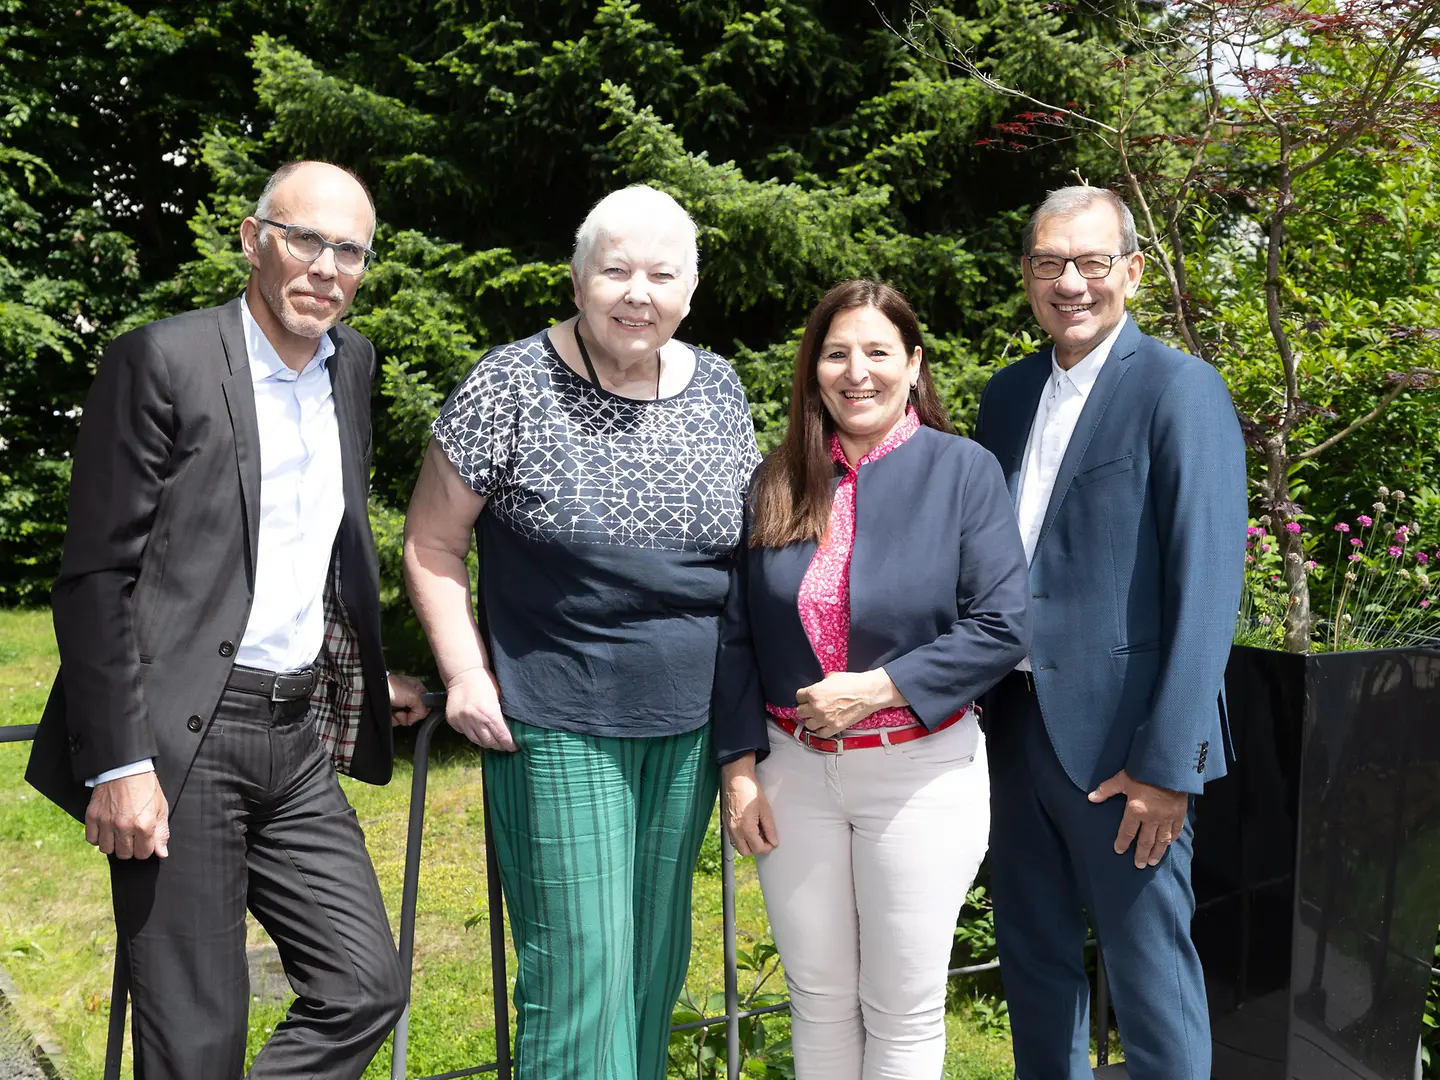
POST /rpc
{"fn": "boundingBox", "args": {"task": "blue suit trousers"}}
[987,673,1210,1079]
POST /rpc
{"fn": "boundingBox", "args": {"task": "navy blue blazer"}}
[974,319,1247,795]
[712,425,1031,765]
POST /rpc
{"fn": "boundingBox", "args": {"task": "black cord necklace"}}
[574,322,661,399]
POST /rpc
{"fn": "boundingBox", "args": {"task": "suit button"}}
[68,733,82,754]
[218,641,235,658]
[187,715,204,733]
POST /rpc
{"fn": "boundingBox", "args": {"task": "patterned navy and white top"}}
[433,328,762,738]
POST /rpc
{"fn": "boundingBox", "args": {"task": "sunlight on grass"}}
[0,607,1020,1079]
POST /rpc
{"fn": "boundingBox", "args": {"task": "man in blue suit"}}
[974,186,1247,1079]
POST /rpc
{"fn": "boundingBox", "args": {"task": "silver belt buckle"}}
[271,669,312,702]
[798,727,841,755]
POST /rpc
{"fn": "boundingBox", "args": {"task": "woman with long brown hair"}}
[712,279,1029,1079]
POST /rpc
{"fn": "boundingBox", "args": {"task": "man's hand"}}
[85,773,170,860]
[387,672,431,727]
[444,666,516,752]
[795,669,904,739]
[721,756,779,857]
[1089,769,1188,868]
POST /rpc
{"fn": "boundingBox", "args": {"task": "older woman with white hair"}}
[402,184,759,1079]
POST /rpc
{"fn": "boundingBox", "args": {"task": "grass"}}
[0,607,1021,1078]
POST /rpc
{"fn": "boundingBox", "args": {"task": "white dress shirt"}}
[88,296,345,786]
[1013,314,1128,672]
[235,295,345,671]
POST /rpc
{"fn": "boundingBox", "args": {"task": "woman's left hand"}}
[795,669,905,739]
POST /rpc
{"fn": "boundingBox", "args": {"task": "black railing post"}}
[392,707,446,1080]
[481,756,512,1080]
[721,817,740,1080]
[104,937,128,1080]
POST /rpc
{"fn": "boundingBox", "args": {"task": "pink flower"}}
[1419,553,1430,565]
[1285,521,1302,534]
[1247,526,1263,537]
[1389,545,1404,557]
[1303,560,1317,571]
[1260,544,1271,553]
[1334,523,1350,533]
[1358,515,1373,527]
[1245,555,1255,564]
[1396,526,1409,540]
[1349,553,1362,562]
[1422,600,1432,608]
[1351,538,1363,547]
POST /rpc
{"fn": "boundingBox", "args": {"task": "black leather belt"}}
[225,663,318,702]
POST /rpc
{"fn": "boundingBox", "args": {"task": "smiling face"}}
[815,304,921,460]
[240,163,374,344]
[1023,202,1144,369]
[572,219,697,367]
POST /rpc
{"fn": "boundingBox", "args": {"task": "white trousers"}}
[754,714,990,1080]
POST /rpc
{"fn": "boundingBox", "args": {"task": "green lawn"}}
[0,607,1016,1079]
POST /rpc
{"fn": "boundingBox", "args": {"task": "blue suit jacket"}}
[712,426,1031,764]
[974,319,1247,795]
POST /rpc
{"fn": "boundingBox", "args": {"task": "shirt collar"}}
[240,292,336,383]
[1050,313,1128,396]
[830,406,922,470]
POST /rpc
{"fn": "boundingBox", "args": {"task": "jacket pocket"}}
[1111,639,1160,656]
[1073,454,1134,487]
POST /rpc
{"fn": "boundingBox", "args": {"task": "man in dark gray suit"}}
[974,187,1246,1079]
[27,160,428,1080]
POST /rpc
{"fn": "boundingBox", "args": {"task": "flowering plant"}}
[1237,521,1290,649]
[1238,488,1440,651]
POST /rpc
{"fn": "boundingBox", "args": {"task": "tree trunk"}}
[1262,436,1310,652]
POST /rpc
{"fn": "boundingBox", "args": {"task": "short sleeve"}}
[431,346,523,499]
[714,354,761,496]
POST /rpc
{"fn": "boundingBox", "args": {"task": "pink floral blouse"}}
[766,408,922,731]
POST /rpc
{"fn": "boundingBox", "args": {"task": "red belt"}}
[769,706,972,755]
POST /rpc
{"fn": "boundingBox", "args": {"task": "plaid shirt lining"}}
[312,552,366,774]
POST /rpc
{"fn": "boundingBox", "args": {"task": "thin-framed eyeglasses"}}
[1025,252,1134,280]
[257,218,375,275]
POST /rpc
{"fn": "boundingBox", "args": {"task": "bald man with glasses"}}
[28,160,428,1080]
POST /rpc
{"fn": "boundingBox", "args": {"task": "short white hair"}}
[571,184,698,278]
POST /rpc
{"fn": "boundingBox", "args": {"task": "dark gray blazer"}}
[26,297,393,820]
[974,319,1247,795]
[712,426,1031,764]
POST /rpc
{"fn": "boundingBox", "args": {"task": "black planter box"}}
[1192,645,1440,1079]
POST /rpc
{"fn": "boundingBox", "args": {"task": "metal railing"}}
[1,717,1115,1079]
[390,707,1114,1079]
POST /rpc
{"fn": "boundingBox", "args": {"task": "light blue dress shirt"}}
[88,295,346,787]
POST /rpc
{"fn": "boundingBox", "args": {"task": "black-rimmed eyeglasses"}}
[258,219,375,275]
[1025,252,1134,280]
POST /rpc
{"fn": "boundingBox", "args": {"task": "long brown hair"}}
[749,279,952,548]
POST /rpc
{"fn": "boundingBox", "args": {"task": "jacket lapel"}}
[995,353,1052,504]
[1034,320,1142,548]
[326,329,366,536]
[217,297,261,586]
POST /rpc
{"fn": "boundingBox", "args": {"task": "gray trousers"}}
[108,688,405,1080]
